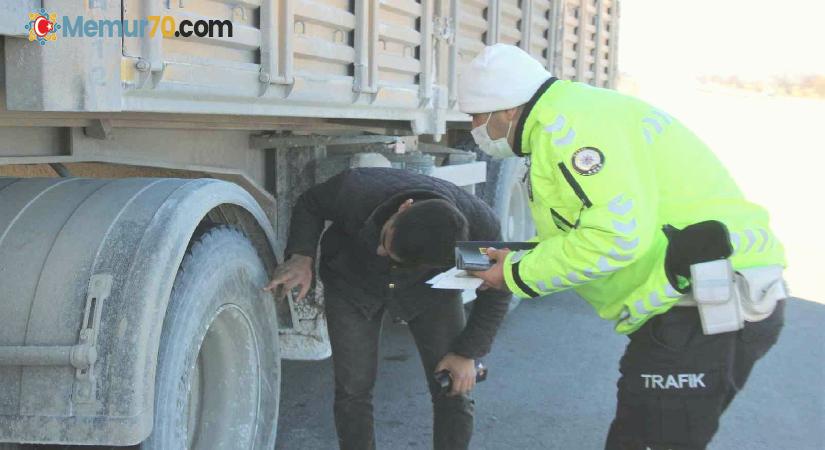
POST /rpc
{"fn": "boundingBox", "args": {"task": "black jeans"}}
[605,301,785,450]
[325,290,474,450]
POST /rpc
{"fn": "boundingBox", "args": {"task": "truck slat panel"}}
[1,0,620,133]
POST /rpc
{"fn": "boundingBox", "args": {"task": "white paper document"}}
[426,267,484,290]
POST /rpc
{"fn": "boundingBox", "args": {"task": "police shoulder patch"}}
[571,147,604,176]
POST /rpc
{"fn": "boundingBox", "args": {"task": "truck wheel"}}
[140,226,280,450]
[487,157,536,312]
[490,157,534,244]
[457,136,536,311]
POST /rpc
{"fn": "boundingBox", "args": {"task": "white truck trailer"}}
[0,0,619,447]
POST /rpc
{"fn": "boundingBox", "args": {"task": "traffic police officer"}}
[462,44,788,449]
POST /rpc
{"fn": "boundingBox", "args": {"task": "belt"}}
[675,265,788,320]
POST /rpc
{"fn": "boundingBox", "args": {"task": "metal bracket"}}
[259,0,295,96]
[353,0,379,95]
[250,133,399,150]
[0,274,111,378]
[258,69,296,97]
[134,0,166,89]
[135,58,166,89]
[72,273,112,404]
[433,16,455,43]
[83,119,113,140]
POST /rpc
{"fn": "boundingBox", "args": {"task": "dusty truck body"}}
[0,0,619,447]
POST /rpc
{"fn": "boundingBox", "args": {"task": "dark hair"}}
[391,199,470,267]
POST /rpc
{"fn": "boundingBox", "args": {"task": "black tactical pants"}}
[325,290,474,450]
[605,300,785,450]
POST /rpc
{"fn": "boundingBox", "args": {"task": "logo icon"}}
[571,147,605,176]
[25,9,60,45]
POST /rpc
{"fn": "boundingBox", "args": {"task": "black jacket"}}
[285,167,511,358]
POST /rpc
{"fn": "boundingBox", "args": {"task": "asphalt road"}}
[276,292,825,450]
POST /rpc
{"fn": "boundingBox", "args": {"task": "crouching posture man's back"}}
[265,167,512,450]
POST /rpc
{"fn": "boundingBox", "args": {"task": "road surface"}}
[276,292,825,449]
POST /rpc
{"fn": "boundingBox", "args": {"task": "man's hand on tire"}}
[263,254,314,300]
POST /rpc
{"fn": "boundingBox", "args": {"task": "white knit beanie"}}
[458,44,553,114]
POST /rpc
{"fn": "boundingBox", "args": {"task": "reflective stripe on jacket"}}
[502,79,786,334]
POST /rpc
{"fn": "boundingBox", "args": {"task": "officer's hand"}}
[435,353,476,396]
[470,247,511,292]
[263,254,314,300]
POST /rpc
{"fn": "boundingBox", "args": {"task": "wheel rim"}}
[185,304,260,450]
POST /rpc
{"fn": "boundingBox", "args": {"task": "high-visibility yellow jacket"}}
[502,78,786,334]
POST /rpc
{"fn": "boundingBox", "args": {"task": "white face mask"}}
[471,112,514,159]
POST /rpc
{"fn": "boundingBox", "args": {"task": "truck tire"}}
[479,157,535,312]
[140,226,280,450]
[456,136,537,312]
[488,157,534,244]
[456,136,535,226]
[489,157,535,312]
